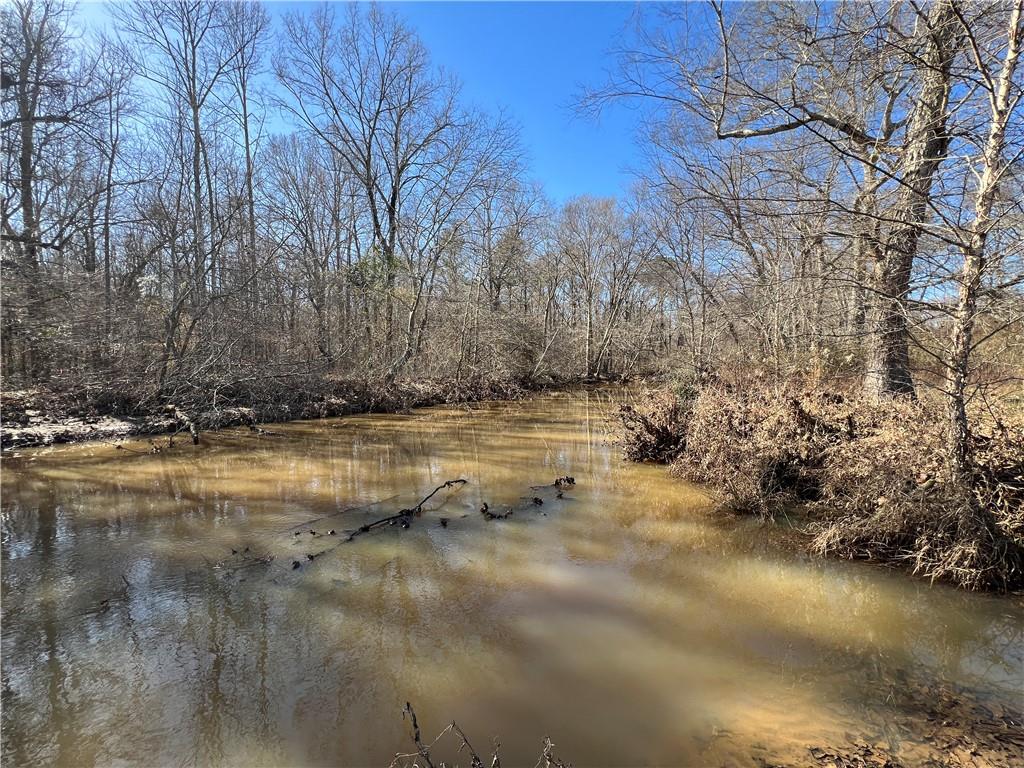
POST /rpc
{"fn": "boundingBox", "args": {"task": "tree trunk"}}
[864,0,962,398]
[947,0,1022,478]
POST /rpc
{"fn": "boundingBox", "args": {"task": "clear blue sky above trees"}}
[388,1,644,201]
[80,0,648,202]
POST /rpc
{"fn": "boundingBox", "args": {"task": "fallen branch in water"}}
[390,702,569,768]
[481,478,578,521]
[530,476,576,490]
[213,547,275,573]
[285,495,401,535]
[292,477,573,569]
[345,479,467,541]
[480,502,513,520]
[407,479,469,514]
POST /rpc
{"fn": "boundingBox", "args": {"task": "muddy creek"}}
[2,390,1022,766]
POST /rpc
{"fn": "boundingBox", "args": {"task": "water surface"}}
[2,390,1022,766]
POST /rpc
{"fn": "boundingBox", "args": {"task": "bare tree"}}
[945,0,1023,478]
[586,0,971,397]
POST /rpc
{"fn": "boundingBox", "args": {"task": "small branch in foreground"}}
[402,702,436,768]
[392,702,568,768]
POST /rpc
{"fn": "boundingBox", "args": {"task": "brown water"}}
[1,389,1022,767]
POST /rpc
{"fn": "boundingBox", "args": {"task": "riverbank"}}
[0,374,572,451]
[618,373,1024,592]
[4,388,1020,765]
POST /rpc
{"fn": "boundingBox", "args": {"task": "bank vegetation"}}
[2,0,658,446]
[600,0,1024,591]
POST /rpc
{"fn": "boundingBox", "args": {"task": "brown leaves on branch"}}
[617,392,690,463]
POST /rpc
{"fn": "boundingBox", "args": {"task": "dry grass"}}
[618,373,1024,591]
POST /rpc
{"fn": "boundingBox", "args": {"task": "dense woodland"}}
[3,0,672,395]
[4,8,1024,768]
[3,0,1022,400]
[3,1,1024,583]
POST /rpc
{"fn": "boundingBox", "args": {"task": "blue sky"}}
[80,1,649,202]
[384,1,646,201]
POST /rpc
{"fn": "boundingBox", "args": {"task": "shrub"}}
[617,373,1024,590]
[617,388,692,463]
[670,378,854,515]
[810,403,1024,591]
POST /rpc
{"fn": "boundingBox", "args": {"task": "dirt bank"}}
[0,375,552,452]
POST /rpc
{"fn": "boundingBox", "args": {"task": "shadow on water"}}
[2,389,1022,767]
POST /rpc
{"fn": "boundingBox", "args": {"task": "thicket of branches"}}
[3,0,1023,454]
[589,0,1024,475]
[2,0,669,404]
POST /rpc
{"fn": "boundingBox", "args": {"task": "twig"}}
[406,478,468,514]
[286,494,401,534]
[535,737,568,768]
[403,702,435,768]
[392,703,567,768]
[451,722,486,768]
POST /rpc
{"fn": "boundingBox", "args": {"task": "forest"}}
[2,2,1024,767]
